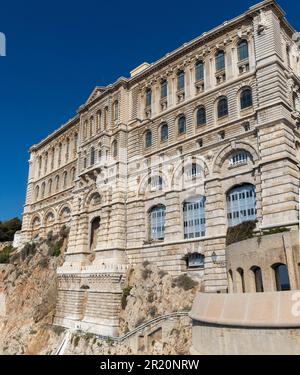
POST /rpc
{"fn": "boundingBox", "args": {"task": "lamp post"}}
[211,251,226,267]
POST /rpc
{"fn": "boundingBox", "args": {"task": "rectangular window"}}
[195,61,204,81]
[177,71,185,91]
[161,80,168,98]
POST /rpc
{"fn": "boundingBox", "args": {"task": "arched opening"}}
[45,212,55,227]
[90,217,100,251]
[237,39,249,61]
[226,183,256,227]
[236,267,245,293]
[228,269,234,293]
[272,263,291,291]
[251,266,264,293]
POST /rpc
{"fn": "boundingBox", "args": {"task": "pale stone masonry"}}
[20,0,300,335]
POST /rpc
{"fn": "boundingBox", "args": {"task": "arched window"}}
[90,147,95,165]
[112,140,118,157]
[83,120,88,139]
[35,186,39,201]
[177,70,185,91]
[251,266,264,292]
[58,143,62,166]
[145,88,152,107]
[83,157,87,169]
[178,115,186,134]
[63,171,68,188]
[90,216,100,251]
[51,147,55,170]
[41,182,46,199]
[150,205,166,241]
[226,184,256,227]
[240,88,253,109]
[195,60,204,81]
[32,216,41,229]
[183,196,206,239]
[145,130,152,148]
[229,151,249,166]
[160,123,168,142]
[272,263,291,291]
[215,50,225,71]
[71,167,76,182]
[104,106,109,129]
[196,106,206,126]
[90,116,94,137]
[185,163,201,180]
[228,270,234,293]
[186,253,204,269]
[113,100,119,121]
[237,268,245,293]
[149,176,163,191]
[237,40,249,61]
[60,206,71,222]
[96,110,101,131]
[48,179,52,195]
[217,97,228,118]
[45,212,55,226]
[55,175,60,192]
[161,80,168,99]
[44,152,48,175]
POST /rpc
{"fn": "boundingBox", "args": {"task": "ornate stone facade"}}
[20,0,300,335]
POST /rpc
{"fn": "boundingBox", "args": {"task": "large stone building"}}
[20,0,300,336]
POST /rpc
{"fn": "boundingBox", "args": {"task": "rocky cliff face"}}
[0,237,200,355]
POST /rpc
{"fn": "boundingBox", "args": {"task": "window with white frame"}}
[195,60,204,81]
[161,79,168,99]
[185,163,201,180]
[150,205,166,241]
[226,184,256,227]
[149,176,163,191]
[187,253,205,269]
[183,197,206,239]
[229,151,249,166]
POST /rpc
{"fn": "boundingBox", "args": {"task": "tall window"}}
[90,147,95,165]
[145,130,152,148]
[38,156,42,177]
[44,152,48,175]
[84,121,88,139]
[150,205,166,241]
[71,167,76,181]
[286,46,291,67]
[226,184,256,227]
[51,148,55,170]
[55,175,60,192]
[104,106,109,129]
[215,50,225,71]
[196,106,206,126]
[237,268,245,293]
[63,171,68,188]
[113,100,119,121]
[178,115,186,135]
[240,88,253,109]
[161,80,168,98]
[66,138,70,161]
[90,117,94,137]
[273,264,291,291]
[35,186,39,201]
[183,196,206,239]
[177,70,185,91]
[146,88,152,107]
[251,266,264,292]
[217,97,228,118]
[160,123,168,142]
[48,179,52,195]
[237,40,249,61]
[58,143,62,166]
[195,60,204,81]
[112,140,118,157]
[41,182,45,199]
[97,110,101,131]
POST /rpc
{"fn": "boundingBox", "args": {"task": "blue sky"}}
[0,0,298,221]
